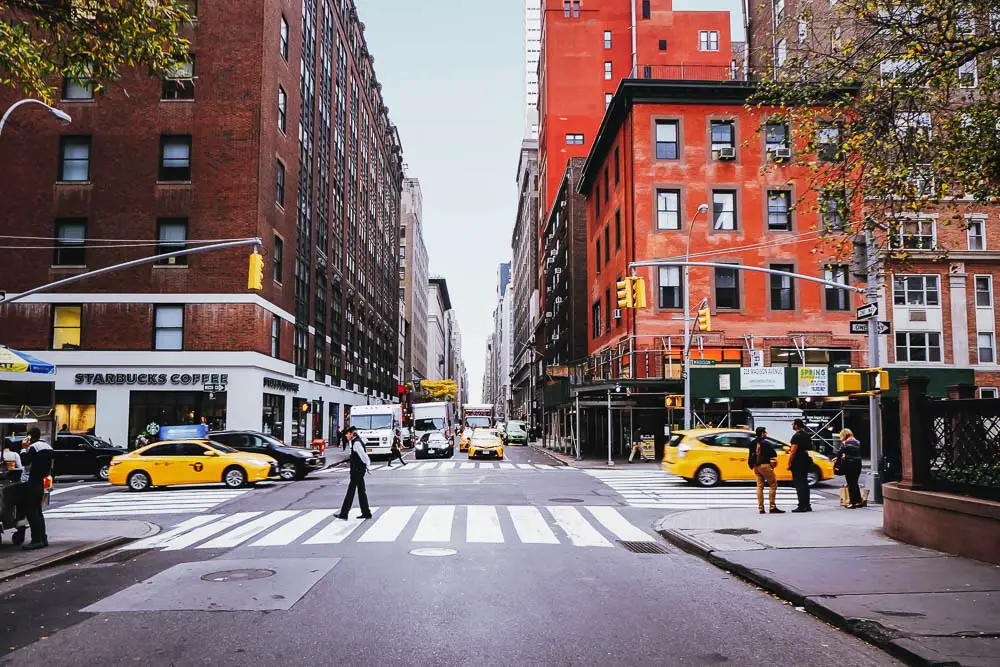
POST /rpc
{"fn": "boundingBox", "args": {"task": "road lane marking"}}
[585,506,654,542]
[460,463,476,470]
[119,515,221,550]
[411,505,455,542]
[251,510,338,546]
[508,506,559,544]
[466,505,503,543]
[357,506,416,542]
[304,509,379,544]
[498,463,515,470]
[515,464,534,470]
[198,511,300,549]
[547,506,612,547]
[159,512,262,551]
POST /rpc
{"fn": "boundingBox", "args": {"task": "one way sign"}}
[850,320,891,335]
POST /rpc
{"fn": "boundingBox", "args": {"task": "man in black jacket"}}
[787,419,813,513]
[19,428,53,549]
[334,427,373,520]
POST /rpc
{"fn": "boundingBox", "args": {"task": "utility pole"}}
[865,227,884,503]
[606,389,613,466]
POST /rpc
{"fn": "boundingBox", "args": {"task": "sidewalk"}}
[656,504,1000,666]
[0,518,157,582]
[527,442,662,469]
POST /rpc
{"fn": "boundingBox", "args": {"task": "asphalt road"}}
[0,446,897,666]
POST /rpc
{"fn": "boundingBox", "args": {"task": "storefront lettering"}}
[74,373,229,386]
[263,377,300,392]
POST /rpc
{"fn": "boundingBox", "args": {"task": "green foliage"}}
[0,0,192,103]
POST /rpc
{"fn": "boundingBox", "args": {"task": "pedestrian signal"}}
[696,306,712,332]
[631,277,647,309]
[248,251,264,291]
[616,279,634,309]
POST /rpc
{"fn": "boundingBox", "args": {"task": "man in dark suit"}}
[334,427,373,520]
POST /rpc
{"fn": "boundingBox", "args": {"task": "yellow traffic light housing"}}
[616,279,634,308]
[631,277,647,309]
[248,251,264,291]
[874,369,890,391]
[696,307,712,332]
[836,371,862,393]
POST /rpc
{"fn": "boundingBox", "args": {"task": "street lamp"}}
[683,203,710,430]
[0,99,73,137]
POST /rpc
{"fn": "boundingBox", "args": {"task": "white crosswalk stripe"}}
[584,470,826,509]
[46,488,251,518]
[120,505,652,552]
[331,461,565,473]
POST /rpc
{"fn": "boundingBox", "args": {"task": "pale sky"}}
[361,0,743,402]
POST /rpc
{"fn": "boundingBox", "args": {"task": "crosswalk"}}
[585,470,826,509]
[119,504,655,552]
[327,461,567,472]
[46,488,251,518]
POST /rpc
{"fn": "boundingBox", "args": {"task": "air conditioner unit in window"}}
[770,147,792,160]
[718,147,736,160]
[614,308,622,319]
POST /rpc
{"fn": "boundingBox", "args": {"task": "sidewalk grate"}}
[619,541,669,554]
[713,528,760,536]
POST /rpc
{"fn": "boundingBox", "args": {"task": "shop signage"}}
[749,350,765,367]
[263,377,300,392]
[719,375,732,391]
[74,373,229,386]
[797,367,829,397]
[739,367,785,391]
[690,359,715,366]
[159,424,209,440]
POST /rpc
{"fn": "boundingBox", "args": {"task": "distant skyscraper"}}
[524,0,541,139]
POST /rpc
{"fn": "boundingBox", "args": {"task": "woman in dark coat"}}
[835,428,864,508]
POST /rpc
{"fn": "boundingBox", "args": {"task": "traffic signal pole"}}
[865,227,884,503]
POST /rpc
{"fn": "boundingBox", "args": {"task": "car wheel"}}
[807,466,821,488]
[127,470,151,492]
[223,466,248,489]
[694,465,721,488]
[278,462,298,481]
[96,460,111,481]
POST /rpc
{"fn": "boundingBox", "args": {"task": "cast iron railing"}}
[928,398,1000,500]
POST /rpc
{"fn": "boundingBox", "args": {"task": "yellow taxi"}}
[467,429,504,460]
[662,428,835,488]
[108,439,278,491]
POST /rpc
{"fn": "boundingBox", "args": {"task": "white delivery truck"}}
[349,404,402,456]
[412,402,456,440]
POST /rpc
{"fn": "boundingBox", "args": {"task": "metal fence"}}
[928,398,1000,500]
[629,64,753,83]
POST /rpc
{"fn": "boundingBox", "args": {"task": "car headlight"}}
[381,436,388,443]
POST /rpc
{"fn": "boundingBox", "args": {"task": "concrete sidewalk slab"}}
[657,505,1000,666]
[0,518,158,581]
[528,443,661,468]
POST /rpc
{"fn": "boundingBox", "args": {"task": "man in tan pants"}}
[751,427,784,514]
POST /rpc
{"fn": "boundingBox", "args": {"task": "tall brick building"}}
[0,0,404,447]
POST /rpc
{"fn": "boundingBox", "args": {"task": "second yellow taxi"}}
[467,429,505,460]
[663,428,834,487]
[108,439,278,491]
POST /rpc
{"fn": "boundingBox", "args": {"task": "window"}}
[775,38,787,66]
[605,93,612,109]
[893,275,940,306]
[710,120,735,154]
[156,218,188,265]
[656,189,680,230]
[271,316,281,358]
[980,387,999,399]
[658,267,682,308]
[615,210,621,250]
[604,61,612,80]
[592,302,602,338]
[817,123,841,161]
[52,305,81,350]
[764,121,788,152]
[280,15,289,60]
[967,217,986,250]
[978,333,996,364]
[565,133,584,145]
[770,264,795,310]
[975,276,993,307]
[276,160,286,207]
[571,0,580,17]
[715,266,740,309]
[766,190,792,231]
[959,59,977,88]
[153,305,184,350]
[59,136,90,181]
[899,218,935,250]
[641,0,650,19]
[606,288,612,330]
[773,0,785,22]
[614,146,620,184]
[895,332,942,363]
[159,135,192,181]
[821,190,846,231]
[278,86,287,133]
[604,227,610,264]
[603,167,609,205]
[564,0,571,17]
[699,30,719,51]
[655,120,678,159]
[604,30,612,48]
[54,219,86,265]
[273,236,283,283]
[62,73,93,100]
[658,39,667,50]
[712,190,736,230]
[824,265,850,311]
[596,239,601,274]
[162,56,195,100]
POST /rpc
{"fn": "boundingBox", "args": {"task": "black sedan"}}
[208,430,326,480]
[52,433,126,480]
[414,432,454,459]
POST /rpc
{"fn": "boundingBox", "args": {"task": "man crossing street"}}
[334,426,373,520]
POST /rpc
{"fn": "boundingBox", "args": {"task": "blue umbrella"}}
[0,346,56,374]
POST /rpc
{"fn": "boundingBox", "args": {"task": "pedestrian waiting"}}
[834,428,865,509]
[748,427,784,514]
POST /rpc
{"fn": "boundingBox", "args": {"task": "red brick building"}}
[0,0,404,447]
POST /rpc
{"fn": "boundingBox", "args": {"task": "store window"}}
[55,390,97,434]
[52,305,82,350]
[770,347,852,366]
[128,390,227,444]
[262,392,285,440]
[292,397,309,447]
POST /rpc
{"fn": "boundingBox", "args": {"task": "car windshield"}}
[204,441,238,453]
[472,432,499,442]
[424,433,447,442]
[465,416,491,429]
[414,417,446,431]
[351,415,394,430]
[507,422,526,433]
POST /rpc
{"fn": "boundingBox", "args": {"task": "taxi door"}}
[137,443,185,485]
[706,433,755,482]
[175,442,225,485]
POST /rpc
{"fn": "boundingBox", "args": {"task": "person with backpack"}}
[748,427,784,515]
[835,428,864,508]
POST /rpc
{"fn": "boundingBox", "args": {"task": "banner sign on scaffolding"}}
[739,367,785,390]
[797,367,829,397]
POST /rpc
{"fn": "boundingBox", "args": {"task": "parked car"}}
[662,428,834,488]
[109,439,277,490]
[52,433,126,480]
[415,432,454,459]
[208,430,325,480]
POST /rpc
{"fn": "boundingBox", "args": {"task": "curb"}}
[655,523,951,667]
[527,444,570,466]
[0,535,134,584]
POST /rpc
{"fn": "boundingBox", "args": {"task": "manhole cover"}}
[549,498,583,503]
[201,568,276,582]
[410,548,457,557]
[713,528,760,536]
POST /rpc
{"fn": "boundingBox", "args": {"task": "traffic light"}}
[664,394,683,408]
[248,251,264,291]
[631,277,647,309]
[696,306,712,332]
[616,279,634,309]
[300,401,311,414]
